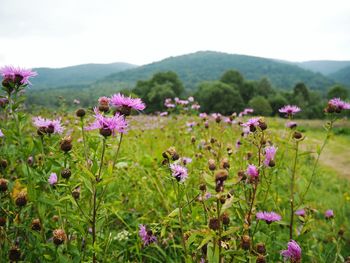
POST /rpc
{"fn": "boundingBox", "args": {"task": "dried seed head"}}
[9,246,21,262]
[208,159,216,171]
[60,136,73,152]
[72,188,80,200]
[220,158,230,169]
[0,217,6,227]
[15,191,27,207]
[209,218,220,231]
[61,168,72,179]
[199,184,206,191]
[31,219,41,231]
[53,229,67,246]
[241,235,251,250]
[76,108,86,118]
[191,136,196,143]
[0,178,8,192]
[52,215,59,222]
[221,213,230,225]
[0,159,8,169]
[256,255,266,263]
[215,169,228,182]
[258,120,267,130]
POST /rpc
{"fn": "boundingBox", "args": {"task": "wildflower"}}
[286,121,297,129]
[326,98,350,113]
[241,117,260,132]
[181,157,192,165]
[279,105,301,116]
[186,121,196,128]
[164,98,175,108]
[0,129,3,137]
[8,246,21,262]
[31,219,41,231]
[86,108,127,137]
[159,111,168,116]
[72,187,81,200]
[209,218,220,230]
[211,113,222,123]
[199,113,208,119]
[256,243,266,254]
[0,65,37,87]
[281,240,301,262]
[76,108,86,117]
[139,224,157,246]
[48,173,58,185]
[256,211,281,224]
[325,209,334,219]
[15,191,28,207]
[61,168,71,179]
[191,103,200,110]
[246,164,259,178]
[60,136,73,152]
[33,116,64,135]
[295,209,306,217]
[110,93,145,115]
[170,164,188,182]
[98,96,110,112]
[188,96,194,102]
[0,178,8,192]
[264,146,277,167]
[241,235,251,250]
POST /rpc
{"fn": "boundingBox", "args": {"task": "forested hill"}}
[98,51,335,90]
[329,65,350,86]
[31,62,137,90]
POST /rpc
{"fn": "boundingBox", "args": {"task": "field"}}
[1,83,350,263]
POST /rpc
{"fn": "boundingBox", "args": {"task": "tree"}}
[256,78,275,98]
[248,96,272,116]
[327,85,348,100]
[239,81,256,104]
[220,70,244,87]
[293,82,310,102]
[195,81,244,114]
[268,93,288,115]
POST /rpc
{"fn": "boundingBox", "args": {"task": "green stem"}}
[80,117,89,165]
[177,183,187,257]
[289,141,299,240]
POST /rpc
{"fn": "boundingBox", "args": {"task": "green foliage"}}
[268,93,288,115]
[329,65,350,86]
[327,85,349,99]
[255,77,275,98]
[195,81,244,114]
[248,96,272,116]
[220,70,244,86]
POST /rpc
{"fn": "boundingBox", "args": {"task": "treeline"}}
[26,69,349,118]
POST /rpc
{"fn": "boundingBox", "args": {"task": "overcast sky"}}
[1,0,350,68]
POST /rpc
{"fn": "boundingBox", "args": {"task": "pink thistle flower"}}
[241,117,260,129]
[235,139,242,149]
[110,93,146,113]
[86,108,127,136]
[246,164,259,178]
[98,96,110,105]
[286,121,297,129]
[199,113,208,119]
[191,103,200,110]
[159,111,168,116]
[170,164,188,183]
[264,146,277,167]
[256,211,281,224]
[32,116,64,134]
[295,209,306,217]
[324,209,334,219]
[181,157,192,165]
[48,173,58,185]
[279,105,301,116]
[139,224,157,246]
[281,240,302,262]
[186,121,196,128]
[0,65,37,85]
[0,129,3,137]
[328,98,350,112]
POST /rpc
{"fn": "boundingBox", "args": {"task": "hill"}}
[97,51,334,90]
[31,62,137,90]
[329,65,350,86]
[297,60,350,75]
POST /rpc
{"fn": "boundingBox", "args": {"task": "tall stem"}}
[289,141,299,240]
[177,183,187,257]
[112,133,123,168]
[80,117,89,165]
[92,137,106,263]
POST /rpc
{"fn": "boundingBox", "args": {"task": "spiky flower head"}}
[279,105,301,116]
[138,224,157,246]
[32,116,64,135]
[170,164,188,183]
[264,146,277,167]
[246,164,259,178]
[281,240,302,262]
[110,93,145,115]
[256,211,281,224]
[86,108,127,137]
[0,65,37,86]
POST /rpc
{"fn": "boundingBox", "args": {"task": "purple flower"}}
[48,173,58,185]
[0,129,3,137]
[110,93,146,111]
[264,146,277,166]
[281,240,302,262]
[98,96,110,105]
[325,209,334,219]
[164,98,175,108]
[256,211,281,224]
[186,121,196,128]
[246,164,259,178]
[279,105,301,116]
[295,209,306,217]
[138,224,157,246]
[159,111,168,117]
[170,164,188,183]
[181,157,192,165]
[33,116,64,134]
[241,117,260,130]
[328,98,350,112]
[86,108,127,136]
[286,121,297,129]
[235,139,242,149]
[191,103,200,110]
[199,113,208,119]
[0,65,37,85]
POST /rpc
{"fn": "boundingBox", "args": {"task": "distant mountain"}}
[297,60,350,75]
[97,51,334,90]
[31,62,137,90]
[329,65,350,86]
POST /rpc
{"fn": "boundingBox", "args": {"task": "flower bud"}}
[60,136,73,152]
[61,168,71,179]
[15,191,27,207]
[208,159,216,171]
[98,104,109,113]
[0,178,8,192]
[191,136,196,143]
[0,217,6,227]
[53,229,67,246]
[0,159,8,169]
[72,188,80,200]
[258,120,267,130]
[221,213,230,225]
[99,127,112,137]
[256,242,266,254]
[220,158,230,169]
[256,255,266,263]
[199,184,206,191]
[241,235,251,250]
[76,108,86,117]
[215,169,228,182]
[9,246,21,262]
[209,218,220,230]
[293,131,302,140]
[31,219,41,231]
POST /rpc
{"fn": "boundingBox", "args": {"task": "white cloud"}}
[0,0,349,67]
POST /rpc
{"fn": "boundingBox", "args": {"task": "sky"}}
[0,0,350,68]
